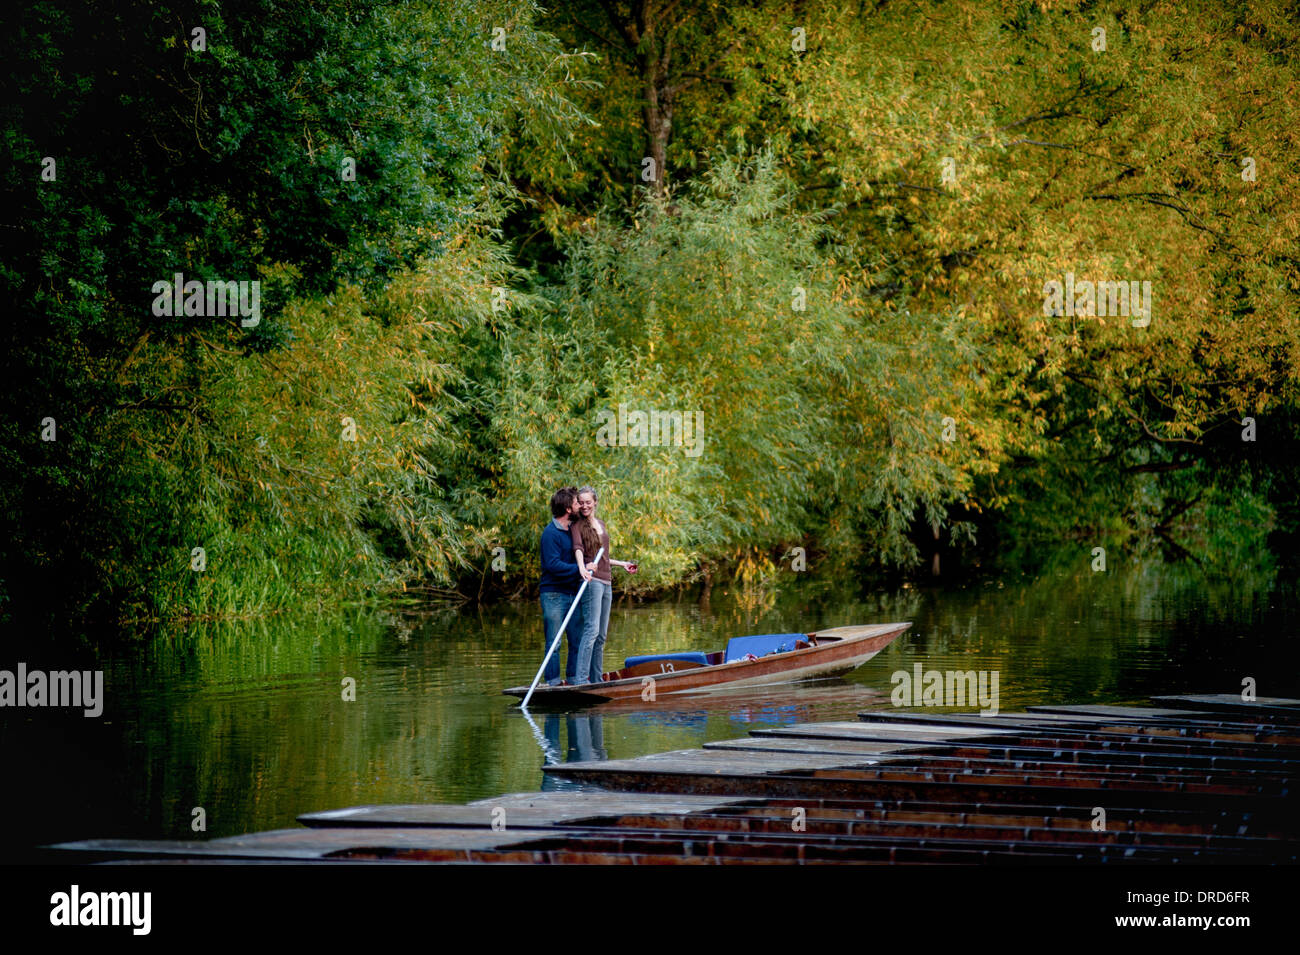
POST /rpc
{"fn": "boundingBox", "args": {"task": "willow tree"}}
[523,0,1300,564]
[479,150,1000,586]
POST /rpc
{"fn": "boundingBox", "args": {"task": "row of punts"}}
[51,693,1300,864]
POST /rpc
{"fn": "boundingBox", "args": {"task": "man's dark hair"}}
[550,487,576,518]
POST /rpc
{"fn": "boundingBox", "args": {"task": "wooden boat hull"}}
[505,622,910,704]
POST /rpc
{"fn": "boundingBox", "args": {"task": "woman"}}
[571,486,636,684]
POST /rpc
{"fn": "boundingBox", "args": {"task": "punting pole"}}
[521,546,604,710]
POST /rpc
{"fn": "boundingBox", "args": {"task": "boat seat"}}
[722,633,808,663]
[624,651,711,668]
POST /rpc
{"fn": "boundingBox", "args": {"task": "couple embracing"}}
[538,486,637,686]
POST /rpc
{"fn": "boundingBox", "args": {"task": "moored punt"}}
[298,794,755,829]
[503,622,910,703]
[850,710,1300,748]
[49,827,569,863]
[1151,694,1300,721]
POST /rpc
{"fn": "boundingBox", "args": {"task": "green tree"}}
[0,0,588,621]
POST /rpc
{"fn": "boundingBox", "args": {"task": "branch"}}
[1086,191,1225,237]
[964,75,1115,146]
[1123,460,1197,474]
[982,109,1075,137]
[1000,138,1138,173]
[664,38,741,99]
[567,12,631,61]
[659,0,686,20]
[1060,371,1204,447]
[597,0,639,47]
[195,333,247,356]
[1124,409,1204,447]
[1157,492,1203,528]
[1153,527,1203,566]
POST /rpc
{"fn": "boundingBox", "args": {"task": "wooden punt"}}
[503,622,910,704]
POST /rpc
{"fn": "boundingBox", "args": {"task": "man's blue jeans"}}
[574,579,612,684]
[540,590,585,685]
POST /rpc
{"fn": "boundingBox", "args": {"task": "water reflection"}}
[4,554,1298,860]
[535,713,607,792]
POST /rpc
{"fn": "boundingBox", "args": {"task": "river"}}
[4,554,1297,860]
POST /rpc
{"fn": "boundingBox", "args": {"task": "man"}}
[538,486,587,686]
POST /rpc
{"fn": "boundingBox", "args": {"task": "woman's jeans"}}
[575,579,612,683]
[540,591,585,685]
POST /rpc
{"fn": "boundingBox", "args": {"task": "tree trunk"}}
[602,1,674,197]
[634,3,671,196]
[641,83,672,197]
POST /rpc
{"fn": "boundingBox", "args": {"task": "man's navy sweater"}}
[539,520,583,595]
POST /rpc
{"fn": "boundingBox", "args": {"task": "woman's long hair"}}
[576,487,602,556]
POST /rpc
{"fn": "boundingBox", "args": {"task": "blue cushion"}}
[624,652,711,669]
[722,633,806,663]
